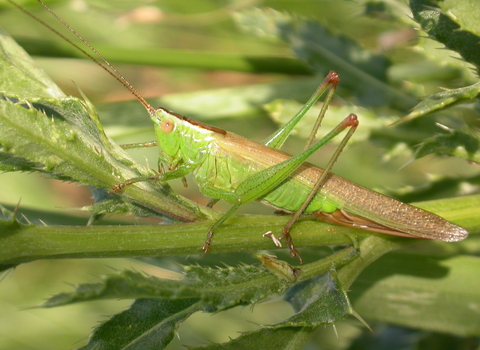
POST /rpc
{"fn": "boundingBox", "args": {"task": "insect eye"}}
[161,119,174,133]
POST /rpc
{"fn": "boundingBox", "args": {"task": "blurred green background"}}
[1,0,479,349]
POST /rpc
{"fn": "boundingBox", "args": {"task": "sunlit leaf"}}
[79,299,201,350]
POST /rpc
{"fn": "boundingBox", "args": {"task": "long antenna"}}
[7,0,156,115]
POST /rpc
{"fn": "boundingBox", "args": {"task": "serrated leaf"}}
[393,81,480,125]
[414,127,480,163]
[436,0,480,38]
[190,327,314,350]
[278,271,351,328]
[82,195,168,218]
[412,36,477,82]
[0,96,129,187]
[42,266,291,312]
[0,30,65,99]
[188,267,353,350]
[0,31,136,187]
[79,298,201,350]
[0,31,204,222]
[410,0,480,71]
[0,150,44,172]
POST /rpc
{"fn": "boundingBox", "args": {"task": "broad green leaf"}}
[0,97,202,221]
[0,97,118,186]
[79,298,201,350]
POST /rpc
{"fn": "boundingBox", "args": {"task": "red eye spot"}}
[161,119,174,133]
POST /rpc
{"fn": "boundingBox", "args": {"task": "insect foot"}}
[111,183,126,193]
[281,227,303,264]
[263,231,283,247]
[201,230,214,256]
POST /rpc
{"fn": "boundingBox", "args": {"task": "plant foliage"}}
[0,1,479,349]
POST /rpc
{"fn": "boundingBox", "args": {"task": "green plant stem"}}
[337,235,408,289]
[1,194,477,268]
[0,215,355,266]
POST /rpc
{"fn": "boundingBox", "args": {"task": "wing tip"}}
[441,226,469,242]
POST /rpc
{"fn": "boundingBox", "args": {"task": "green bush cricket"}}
[12,0,468,263]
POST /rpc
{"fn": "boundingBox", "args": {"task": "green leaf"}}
[0,150,44,172]
[410,0,480,71]
[82,195,169,218]
[435,0,480,38]
[41,266,291,312]
[79,299,201,350]
[415,38,477,83]
[350,252,480,336]
[0,30,205,222]
[0,97,116,185]
[190,327,314,350]
[185,262,354,349]
[0,29,65,99]
[414,127,480,163]
[393,81,480,125]
[279,271,351,327]
[0,95,202,221]
[234,8,415,110]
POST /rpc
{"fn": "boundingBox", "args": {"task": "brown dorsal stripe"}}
[156,107,226,135]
